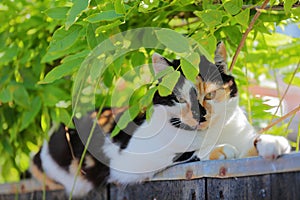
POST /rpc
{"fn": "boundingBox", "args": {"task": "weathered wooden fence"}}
[1,152,300,200]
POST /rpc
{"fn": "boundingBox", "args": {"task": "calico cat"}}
[31,43,291,197]
[31,53,207,197]
[191,42,291,160]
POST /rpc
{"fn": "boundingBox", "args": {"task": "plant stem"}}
[229,0,270,72]
[259,105,300,134]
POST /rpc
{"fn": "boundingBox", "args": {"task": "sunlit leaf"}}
[111,104,140,137]
[40,57,84,84]
[47,25,83,53]
[195,10,223,27]
[44,7,70,20]
[235,8,250,27]
[223,0,242,15]
[155,29,190,53]
[181,53,200,83]
[158,71,180,96]
[114,0,126,14]
[85,11,123,23]
[65,0,90,29]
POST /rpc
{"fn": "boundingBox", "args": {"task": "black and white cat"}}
[31,43,291,197]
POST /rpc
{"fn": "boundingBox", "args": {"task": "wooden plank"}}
[0,180,107,200]
[109,179,205,200]
[270,171,300,200]
[152,152,300,181]
[206,175,271,200]
[0,190,67,200]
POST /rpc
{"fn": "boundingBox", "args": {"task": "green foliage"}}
[0,0,300,183]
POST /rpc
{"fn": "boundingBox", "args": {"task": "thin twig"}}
[259,105,300,134]
[229,0,270,72]
[270,60,300,123]
[242,4,300,11]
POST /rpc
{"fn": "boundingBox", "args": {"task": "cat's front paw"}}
[209,144,239,160]
[255,135,291,160]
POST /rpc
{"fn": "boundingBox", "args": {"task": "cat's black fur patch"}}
[169,118,196,131]
[199,55,238,97]
[47,123,110,187]
[48,125,76,171]
[189,87,206,122]
[33,149,43,172]
[112,113,146,150]
[172,151,200,163]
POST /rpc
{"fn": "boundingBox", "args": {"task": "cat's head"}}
[151,53,207,131]
[196,42,238,129]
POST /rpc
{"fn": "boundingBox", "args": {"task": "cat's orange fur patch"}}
[85,155,95,168]
[181,102,199,128]
[246,146,258,157]
[30,162,63,190]
[216,42,227,61]
[209,146,226,160]
[90,107,127,133]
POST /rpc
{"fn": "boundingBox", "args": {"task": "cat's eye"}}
[204,91,216,100]
[176,97,186,103]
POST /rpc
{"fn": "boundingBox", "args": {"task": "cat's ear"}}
[152,53,170,74]
[214,42,227,74]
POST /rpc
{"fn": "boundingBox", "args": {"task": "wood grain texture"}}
[0,153,299,199]
[270,171,300,200]
[110,179,205,200]
[206,175,271,200]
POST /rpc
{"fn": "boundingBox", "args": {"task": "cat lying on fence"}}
[31,42,290,197]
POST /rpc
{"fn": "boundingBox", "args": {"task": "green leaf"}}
[155,29,190,53]
[0,45,18,63]
[235,8,250,27]
[111,104,140,137]
[87,23,108,49]
[12,84,31,108]
[40,85,69,106]
[40,57,84,84]
[42,37,87,63]
[195,10,223,27]
[20,97,42,131]
[198,35,217,57]
[139,87,157,107]
[114,0,126,14]
[65,0,90,29]
[95,20,123,34]
[56,108,72,125]
[0,87,13,103]
[158,71,180,96]
[44,7,70,20]
[222,26,242,44]
[181,53,200,83]
[85,11,124,23]
[154,66,174,80]
[47,24,83,53]
[146,105,154,122]
[284,0,297,14]
[41,107,50,132]
[223,0,242,15]
[138,0,160,13]
[131,51,146,67]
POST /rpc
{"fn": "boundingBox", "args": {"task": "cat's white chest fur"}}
[103,105,204,183]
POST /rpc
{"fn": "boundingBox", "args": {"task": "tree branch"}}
[258,105,300,134]
[229,0,270,73]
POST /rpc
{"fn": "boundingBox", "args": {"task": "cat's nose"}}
[199,103,206,122]
[199,116,206,123]
[192,103,206,123]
